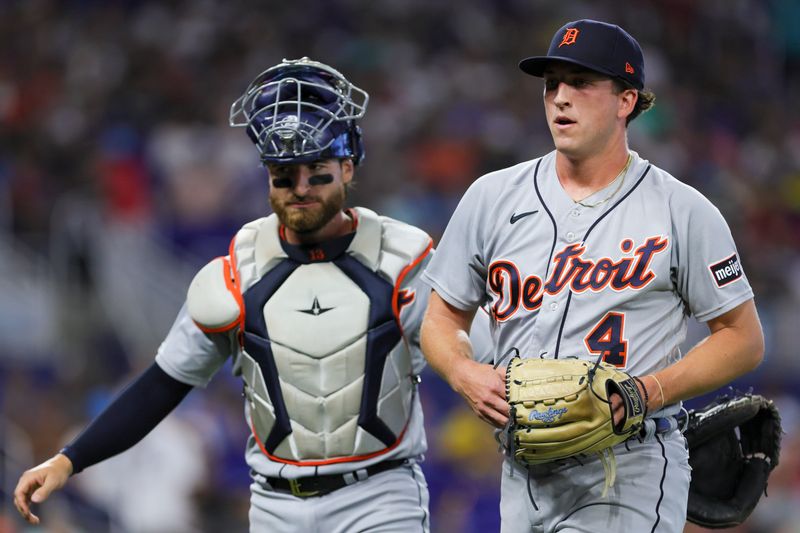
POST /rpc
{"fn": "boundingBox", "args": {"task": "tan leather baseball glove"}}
[505,357,646,467]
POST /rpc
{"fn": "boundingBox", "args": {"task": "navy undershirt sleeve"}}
[60,362,194,474]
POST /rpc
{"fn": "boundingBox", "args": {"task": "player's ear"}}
[618,88,638,121]
[340,158,354,185]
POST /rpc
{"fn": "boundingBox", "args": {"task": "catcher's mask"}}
[230,57,368,165]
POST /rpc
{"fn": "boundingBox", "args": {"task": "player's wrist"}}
[643,374,665,412]
[52,453,74,476]
[449,357,479,395]
[632,376,649,417]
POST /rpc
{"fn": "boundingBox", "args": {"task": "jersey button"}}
[571,209,580,217]
[566,231,576,242]
[549,302,558,311]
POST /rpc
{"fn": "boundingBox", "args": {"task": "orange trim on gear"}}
[227,236,246,336]
[191,252,245,334]
[223,257,246,331]
[195,317,241,334]
[391,239,433,334]
[249,417,409,466]
[346,207,359,231]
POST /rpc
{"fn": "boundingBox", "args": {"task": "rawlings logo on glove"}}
[528,407,568,423]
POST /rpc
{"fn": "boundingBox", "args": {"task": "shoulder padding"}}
[187,257,243,333]
[231,215,286,293]
[348,207,432,279]
[380,215,432,266]
[346,207,383,270]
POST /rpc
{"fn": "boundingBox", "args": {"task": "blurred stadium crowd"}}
[2,0,800,531]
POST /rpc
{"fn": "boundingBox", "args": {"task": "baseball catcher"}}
[14,57,442,532]
[503,356,646,495]
[684,392,782,529]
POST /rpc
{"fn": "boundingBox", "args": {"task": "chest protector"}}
[187,207,432,465]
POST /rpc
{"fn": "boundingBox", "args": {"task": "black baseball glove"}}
[684,392,782,529]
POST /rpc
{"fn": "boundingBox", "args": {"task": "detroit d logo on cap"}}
[559,28,580,47]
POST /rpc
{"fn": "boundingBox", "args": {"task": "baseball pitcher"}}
[421,19,764,533]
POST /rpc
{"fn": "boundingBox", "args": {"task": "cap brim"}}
[518,56,619,80]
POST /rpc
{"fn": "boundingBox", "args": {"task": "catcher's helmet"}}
[230,57,368,165]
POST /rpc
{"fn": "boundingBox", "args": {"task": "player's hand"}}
[610,392,624,427]
[451,359,509,428]
[13,453,73,524]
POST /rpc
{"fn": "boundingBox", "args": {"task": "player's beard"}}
[270,186,346,234]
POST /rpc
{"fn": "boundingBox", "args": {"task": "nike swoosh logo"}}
[510,210,539,224]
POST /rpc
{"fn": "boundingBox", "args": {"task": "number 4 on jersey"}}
[584,312,628,367]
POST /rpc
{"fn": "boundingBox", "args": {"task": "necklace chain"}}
[575,153,633,208]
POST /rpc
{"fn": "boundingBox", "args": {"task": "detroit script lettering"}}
[488,236,669,321]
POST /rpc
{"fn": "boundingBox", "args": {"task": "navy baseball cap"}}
[519,19,645,90]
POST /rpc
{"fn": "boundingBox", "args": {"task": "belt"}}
[253,459,408,498]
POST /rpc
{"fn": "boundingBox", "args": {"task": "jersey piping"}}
[534,162,653,358]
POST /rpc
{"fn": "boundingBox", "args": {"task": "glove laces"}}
[597,448,618,498]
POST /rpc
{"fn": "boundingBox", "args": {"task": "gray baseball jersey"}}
[423,150,754,417]
[424,149,752,531]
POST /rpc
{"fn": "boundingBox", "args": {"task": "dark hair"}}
[612,79,655,125]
